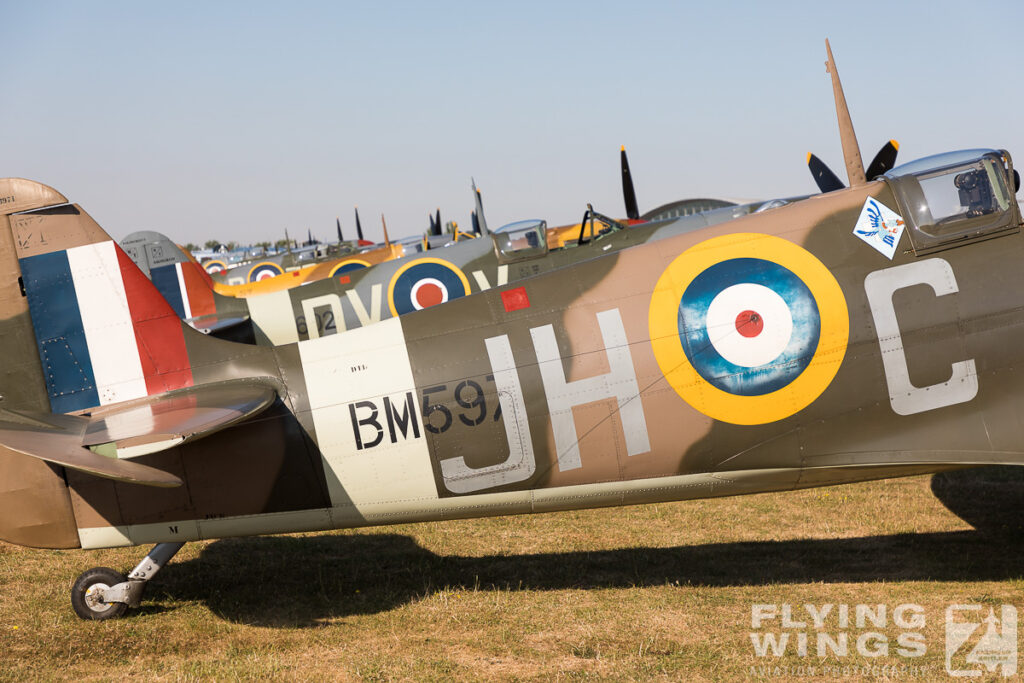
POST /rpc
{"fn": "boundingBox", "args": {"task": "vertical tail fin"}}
[8,188,195,413]
[121,231,218,321]
[0,179,70,412]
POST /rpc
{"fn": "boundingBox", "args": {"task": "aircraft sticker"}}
[854,197,905,259]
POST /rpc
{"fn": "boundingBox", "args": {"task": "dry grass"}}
[2,468,1023,681]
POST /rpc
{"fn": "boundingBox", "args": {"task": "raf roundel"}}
[203,259,227,274]
[649,233,849,425]
[388,257,471,316]
[247,261,284,282]
[329,259,370,278]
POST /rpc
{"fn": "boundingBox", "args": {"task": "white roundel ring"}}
[409,277,448,310]
[705,283,793,368]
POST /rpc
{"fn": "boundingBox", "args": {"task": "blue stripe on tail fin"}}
[18,250,99,412]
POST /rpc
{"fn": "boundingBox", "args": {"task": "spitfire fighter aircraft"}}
[0,42,1022,621]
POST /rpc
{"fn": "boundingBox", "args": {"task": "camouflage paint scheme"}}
[1,138,1020,556]
[2,44,1022,623]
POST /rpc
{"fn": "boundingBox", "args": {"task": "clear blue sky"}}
[3,1,1022,244]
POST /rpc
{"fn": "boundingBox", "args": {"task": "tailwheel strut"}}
[71,542,185,620]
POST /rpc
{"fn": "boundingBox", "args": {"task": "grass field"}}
[1,468,1022,681]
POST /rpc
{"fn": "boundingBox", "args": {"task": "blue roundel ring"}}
[648,233,849,425]
[679,258,820,396]
[247,261,284,282]
[388,258,471,316]
[329,259,370,278]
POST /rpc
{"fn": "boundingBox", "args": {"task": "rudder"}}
[5,181,195,413]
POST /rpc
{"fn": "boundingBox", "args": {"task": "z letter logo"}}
[946,604,1017,677]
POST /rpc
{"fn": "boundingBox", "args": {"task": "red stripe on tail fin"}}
[181,259,217,317]
[115,245,194,394]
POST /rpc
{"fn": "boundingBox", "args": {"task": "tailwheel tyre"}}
[71,567,129,620]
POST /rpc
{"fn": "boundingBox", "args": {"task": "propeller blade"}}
[472,178,489,234]
[621,146,640,220]
[471,210,480,235]
[355,207,365,242]
[336,217,343,243]
[435,209,442,236]
[807,152,846,193]
[429,213,435,235]
[865,140,899,179]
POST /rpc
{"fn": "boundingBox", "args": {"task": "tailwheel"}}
[71,567,129,621]
[69,542,185,620]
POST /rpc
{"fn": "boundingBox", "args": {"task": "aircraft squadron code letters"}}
[350,380,502,451]
[343,257,979,495]
[296,265,509,339]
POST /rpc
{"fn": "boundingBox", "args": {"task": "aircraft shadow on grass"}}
[136,469,1024,627]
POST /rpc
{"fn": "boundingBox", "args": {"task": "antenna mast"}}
[825,39,866,187]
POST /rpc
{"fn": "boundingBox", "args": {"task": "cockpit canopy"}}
[492,219,548,263]
[884,149,1020,254]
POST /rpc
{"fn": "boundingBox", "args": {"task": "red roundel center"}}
[415,282,445,308]
[735,310,763,338]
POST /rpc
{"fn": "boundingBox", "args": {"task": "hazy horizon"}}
[4,1,1022,244]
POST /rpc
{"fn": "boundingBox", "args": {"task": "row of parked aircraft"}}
[0,41,1020,620]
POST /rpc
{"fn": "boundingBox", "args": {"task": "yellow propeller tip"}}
[806,152,812,164]
[891,140,900,150]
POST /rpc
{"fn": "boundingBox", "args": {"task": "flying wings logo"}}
[854,198,905,259]
[649,234,849,424]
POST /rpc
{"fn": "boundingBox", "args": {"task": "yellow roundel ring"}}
[203,259,227,274]
[388,257,471,316]
[648,233,849,425]
[328,259,371,278]
[247,261,284,282]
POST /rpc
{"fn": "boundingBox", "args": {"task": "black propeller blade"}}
[865,140,899,180]
[435,209,442,236]
[336,217,343,243]
[471,210,480,235]
[807,153,846,193]
[808,140,900,193]
[621,146,639,220]
[354,207,364,242]
[429,213,436,235]
[472,178,488,234]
